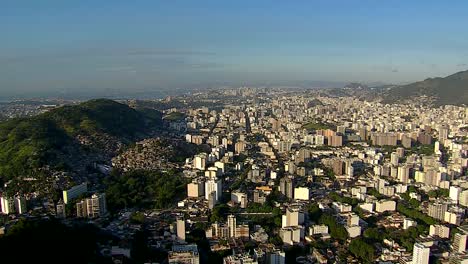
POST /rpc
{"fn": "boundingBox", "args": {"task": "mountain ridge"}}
[383,70,468,106]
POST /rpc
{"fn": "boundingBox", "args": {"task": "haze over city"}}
[2,1,468,98]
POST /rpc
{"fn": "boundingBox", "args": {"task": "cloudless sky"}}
[1,1,468,97]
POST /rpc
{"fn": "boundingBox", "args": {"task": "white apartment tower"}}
[412,243,430,264]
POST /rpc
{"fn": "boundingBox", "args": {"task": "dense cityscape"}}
[0,86,466,264]
[2,2,468,264]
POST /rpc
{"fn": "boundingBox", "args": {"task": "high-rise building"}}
[314,135,325,145]
[296,148,311,163]
[0,196,14,214]
[205,179,222,201]
[253,190,266,204]
[177,217,186,241]
[76,200,87,218]
[459,190,468,207]
[208,191,217,209]
[398,165,410,184]
[279,226,304,245]
[428,200,448,221]
[438,126,449,143]
[412,242,430,264]
[227,214,237,238]
[371,133,397,146]
[279,177,294,199]
[450,186,463,204]
[281,207,304,228]
[453,226,468,253]
[328,135,343,147]
[445,208,464,225]
[87,193,107,218]
[187,181,205,198]
[14,196,26,214]
[76,193,107,218]
[391,152,399,166]
[63,182,87,204]
[193,154,206,170]
[429,224,450,238]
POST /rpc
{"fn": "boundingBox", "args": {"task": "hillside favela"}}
[0,2,467,264]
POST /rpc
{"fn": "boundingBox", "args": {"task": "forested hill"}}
[0,99,162,183]
[383,70,468,106]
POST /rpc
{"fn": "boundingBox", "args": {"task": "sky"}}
[1,1,468,98]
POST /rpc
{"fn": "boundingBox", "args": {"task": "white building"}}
[359,202,374,212]
[403,218,417,230]
[77,193,107,218]
[293,187,310,200]
[231,192,248,208]
[346,225,361,238]
[332,202,352,213]
[412,243,430,264]
[280,226,304,245]
[193,154,206,171]
[205,179,222,201]
[429,224,450,238]
[460,190,468,207]
[375,200,396,213]
[87,193,107,218]
[227,214,237,238]
[214,161,225,173]
[0,196,14,214]
[450,186,463,204]
[310,224,329,235]
[281,208,304,228]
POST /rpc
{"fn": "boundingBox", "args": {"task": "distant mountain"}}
[383,70,468,106]
[0,99,162,187]
[344,83,369,89]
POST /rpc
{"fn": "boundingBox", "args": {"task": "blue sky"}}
[1,1,468,97]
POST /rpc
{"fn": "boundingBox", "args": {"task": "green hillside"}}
[43,99,146,138]
[0,117,71,178]
[0,99,161,182]
[383,70,468,106]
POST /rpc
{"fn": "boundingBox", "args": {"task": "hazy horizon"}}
[2,1,468,98]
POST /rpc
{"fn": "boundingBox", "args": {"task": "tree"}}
[105,169,187,212]
[363,227,384,242]
[319,213,348,241]
[210,204,230,223]
[307,203,322,223]
[0,218,111,263]
[349,238,375,263]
